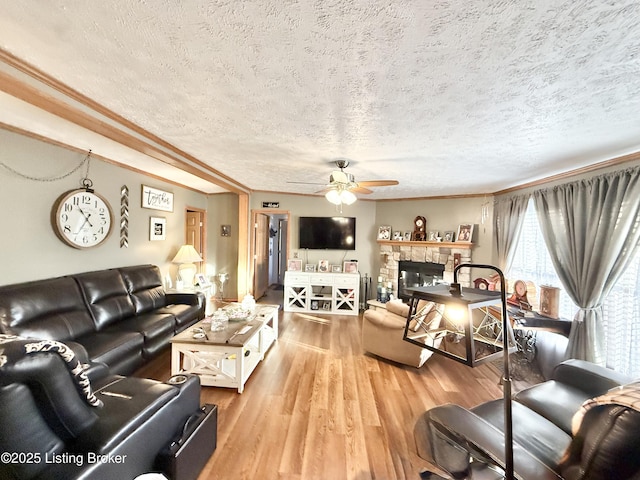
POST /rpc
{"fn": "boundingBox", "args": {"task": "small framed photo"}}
[443,231,455,242]
[318,259,330,272]
[404,231,412,241]
[288,259,302,271]
[221,225,231,237]
[377,225,392,240]
[456,224,474,242]
[331,265,342,273]
[149,216,166,241]
[343,261,358,273]
[322,302,330,310]
[428,231,439,241]
[195,273,210,286]
[311,300,319,310]
[305,264,317,272]
[393,230,403,241]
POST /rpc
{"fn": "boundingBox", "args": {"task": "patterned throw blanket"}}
[571,380,640,434]
[0,334,103,408]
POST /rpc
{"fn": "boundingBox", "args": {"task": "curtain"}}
[533,166,640,364]
[494,193,531,272]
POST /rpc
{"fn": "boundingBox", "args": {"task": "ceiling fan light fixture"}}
[340,189,357,205]
[325,189,342,205]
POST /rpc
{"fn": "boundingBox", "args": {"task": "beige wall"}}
[0,129,207,286]
[205,192,239,299]
[374,196,495,279]
[250,192,378,280]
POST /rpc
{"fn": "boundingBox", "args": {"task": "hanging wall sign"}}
[141,185,174,212]
[262,201,280,208]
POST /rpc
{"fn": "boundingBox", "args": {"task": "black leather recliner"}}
[415,359,640,479]
[0,343,210,480]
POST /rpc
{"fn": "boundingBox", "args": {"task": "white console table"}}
[284,271,360,316]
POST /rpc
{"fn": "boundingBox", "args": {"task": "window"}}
[509,199,640,377]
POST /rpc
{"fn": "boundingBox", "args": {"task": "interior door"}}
[253,213,270,300]
[186,210,204,270]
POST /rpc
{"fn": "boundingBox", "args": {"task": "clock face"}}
[52,189,113,249]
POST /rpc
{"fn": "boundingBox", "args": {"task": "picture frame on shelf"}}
[393,231,403,241]
[377,225,391,240]
[443,231,455,242]
[288,259,302,271]
[428,231,439,241]
[318,259,330,272]
[195,273,210,287]
[343,261,358,273]
[305,263,317,272]
[404,231,412,241]
[149,216,166,241]
[331,265,342,273]
[456,224,474,242]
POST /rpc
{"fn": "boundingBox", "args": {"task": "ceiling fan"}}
[290,159,399,204]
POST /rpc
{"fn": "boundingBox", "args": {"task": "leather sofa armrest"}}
[166,292,204,306]
[416,404,561,480]
[552,359,632,396]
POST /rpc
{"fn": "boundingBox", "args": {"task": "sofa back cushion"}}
[119,264,167,314]
[0,277,95,340]
[75,269,135,330]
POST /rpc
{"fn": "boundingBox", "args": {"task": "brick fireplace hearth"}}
[378,242,473,299]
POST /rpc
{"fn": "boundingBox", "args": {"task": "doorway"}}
[186,208,206,271]
[250,210,289,300]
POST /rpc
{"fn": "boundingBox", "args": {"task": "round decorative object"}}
[52,188,113,249]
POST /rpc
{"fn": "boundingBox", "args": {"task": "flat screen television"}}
[299,216,356,250]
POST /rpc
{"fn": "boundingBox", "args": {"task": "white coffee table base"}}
[171,306,278,393]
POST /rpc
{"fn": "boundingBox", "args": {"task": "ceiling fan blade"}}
[357,180,399,187]
[314,187,332,194]
[350,186,373,194]
[287,181,327,185]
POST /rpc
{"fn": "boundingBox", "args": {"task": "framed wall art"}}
[331,265,342,273]
[141,185,174,212]
[149,216,166,241]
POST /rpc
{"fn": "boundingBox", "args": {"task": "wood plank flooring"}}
[136,301,508,480]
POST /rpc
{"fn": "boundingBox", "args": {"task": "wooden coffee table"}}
[170,304,278,393]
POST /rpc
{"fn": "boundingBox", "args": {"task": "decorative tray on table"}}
[223,305,253,321]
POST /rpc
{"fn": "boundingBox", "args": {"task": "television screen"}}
[299,216,356,250]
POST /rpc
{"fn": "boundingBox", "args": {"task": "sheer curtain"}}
[494,194,531,272]
[533,166,640,365]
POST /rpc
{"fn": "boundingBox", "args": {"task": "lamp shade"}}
[325,189,342,205]
[172,245,203,264]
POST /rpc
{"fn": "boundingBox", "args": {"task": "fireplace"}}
[397,261,445,301]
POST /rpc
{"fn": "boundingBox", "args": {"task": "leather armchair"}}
[414,359,638,479]
[362,299,442,367]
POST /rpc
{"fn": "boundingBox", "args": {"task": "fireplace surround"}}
[378,243,473,299]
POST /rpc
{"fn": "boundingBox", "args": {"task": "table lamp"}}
[172,244,202,288]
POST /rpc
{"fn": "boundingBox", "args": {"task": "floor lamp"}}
[404,263,514,480]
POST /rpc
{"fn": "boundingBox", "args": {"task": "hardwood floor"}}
[136,298,509,480]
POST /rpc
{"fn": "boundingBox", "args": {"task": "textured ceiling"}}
[1,1,640,198]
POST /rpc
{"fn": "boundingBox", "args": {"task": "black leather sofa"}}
[0,339,216,480]
[415,359,638,479]
[0,264,205,376]
[0,266,215,480]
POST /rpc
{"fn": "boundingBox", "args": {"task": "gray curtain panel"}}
[533,166,640,364]
[494,193,531,272]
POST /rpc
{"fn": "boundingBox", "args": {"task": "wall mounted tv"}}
[299,216,356,250]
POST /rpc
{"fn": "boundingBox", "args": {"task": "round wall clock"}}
[52,188,113,249]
